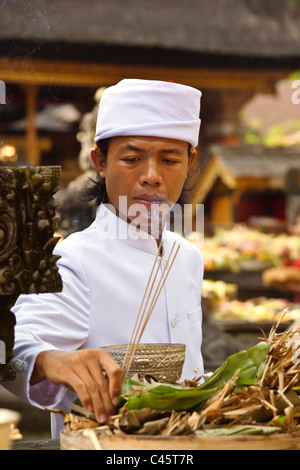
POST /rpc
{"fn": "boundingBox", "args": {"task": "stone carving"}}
[0,165,62,381]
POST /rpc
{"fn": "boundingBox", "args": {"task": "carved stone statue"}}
[55,87,105,238]
[0,165,62,381]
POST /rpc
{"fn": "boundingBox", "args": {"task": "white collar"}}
[94,203,172,256]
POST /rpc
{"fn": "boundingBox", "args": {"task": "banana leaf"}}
[117,341,269,413]
[134,417,170,435]
[118,408,171,434]
[194,424,282,437]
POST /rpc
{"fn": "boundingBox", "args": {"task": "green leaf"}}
[196,341,269,392]
[125,386,219,412]
[270,415,286,428]
[117,341,269,413]
[195,424,281,437]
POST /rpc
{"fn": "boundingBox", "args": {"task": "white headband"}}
[95,79,201,147]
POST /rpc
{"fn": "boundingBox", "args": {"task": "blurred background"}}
[1,0,300,441]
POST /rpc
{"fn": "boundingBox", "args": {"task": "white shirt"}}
[4,204,204,438]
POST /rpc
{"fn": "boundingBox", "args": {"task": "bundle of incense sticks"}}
[122,240,180,383]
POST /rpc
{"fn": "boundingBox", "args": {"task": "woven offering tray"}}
[58,318,300,451]
[60,428,300,450]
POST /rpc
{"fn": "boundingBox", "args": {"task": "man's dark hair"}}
[84,138,195,209]
[84,138,110,207]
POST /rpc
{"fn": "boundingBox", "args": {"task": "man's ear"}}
[187,148,197,174]
[91,146,106,178]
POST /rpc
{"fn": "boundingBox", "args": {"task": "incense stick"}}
[122,239,165,379]
[121,238,163,373]
[122,241,180,383]
[133,243,180,345]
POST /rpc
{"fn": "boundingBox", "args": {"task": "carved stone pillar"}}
[0,166,62,381]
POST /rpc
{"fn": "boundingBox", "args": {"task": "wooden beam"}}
[23,84,40,165]
[0,58,293,92]
[0,135,52,152]
[211,194,234,224]
[191,156,237,206]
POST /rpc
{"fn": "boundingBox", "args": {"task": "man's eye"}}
[121,157,139,162]
[163,158,179,164]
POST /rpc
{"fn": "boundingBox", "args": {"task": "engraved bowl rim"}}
[102,343,186,350]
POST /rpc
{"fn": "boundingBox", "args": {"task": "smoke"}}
[0,0,62,60]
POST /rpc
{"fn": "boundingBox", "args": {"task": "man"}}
[4,79,204,438]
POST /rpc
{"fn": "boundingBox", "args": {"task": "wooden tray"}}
[60,430,300,450]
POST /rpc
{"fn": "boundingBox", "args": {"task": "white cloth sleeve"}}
[2,247,90,410]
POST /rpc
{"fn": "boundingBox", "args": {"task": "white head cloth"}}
[95,79,201,147]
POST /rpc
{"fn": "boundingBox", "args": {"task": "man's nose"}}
[139,160,162,185]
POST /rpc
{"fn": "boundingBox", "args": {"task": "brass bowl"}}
[102,343,186,383]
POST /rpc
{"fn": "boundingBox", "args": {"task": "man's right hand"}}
[31,348,122,424]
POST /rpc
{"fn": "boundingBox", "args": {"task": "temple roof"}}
[193,145,300,203]
[209,145,300,177]
[1,0,300,61]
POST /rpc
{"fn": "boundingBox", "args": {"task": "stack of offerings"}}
[58,315,300,450]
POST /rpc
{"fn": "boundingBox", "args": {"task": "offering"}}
[188,225,300,272]
[58,317,300,449]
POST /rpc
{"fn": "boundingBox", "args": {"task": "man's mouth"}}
[134,194,166,204]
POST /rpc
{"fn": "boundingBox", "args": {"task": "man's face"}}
[91,135,195,231]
